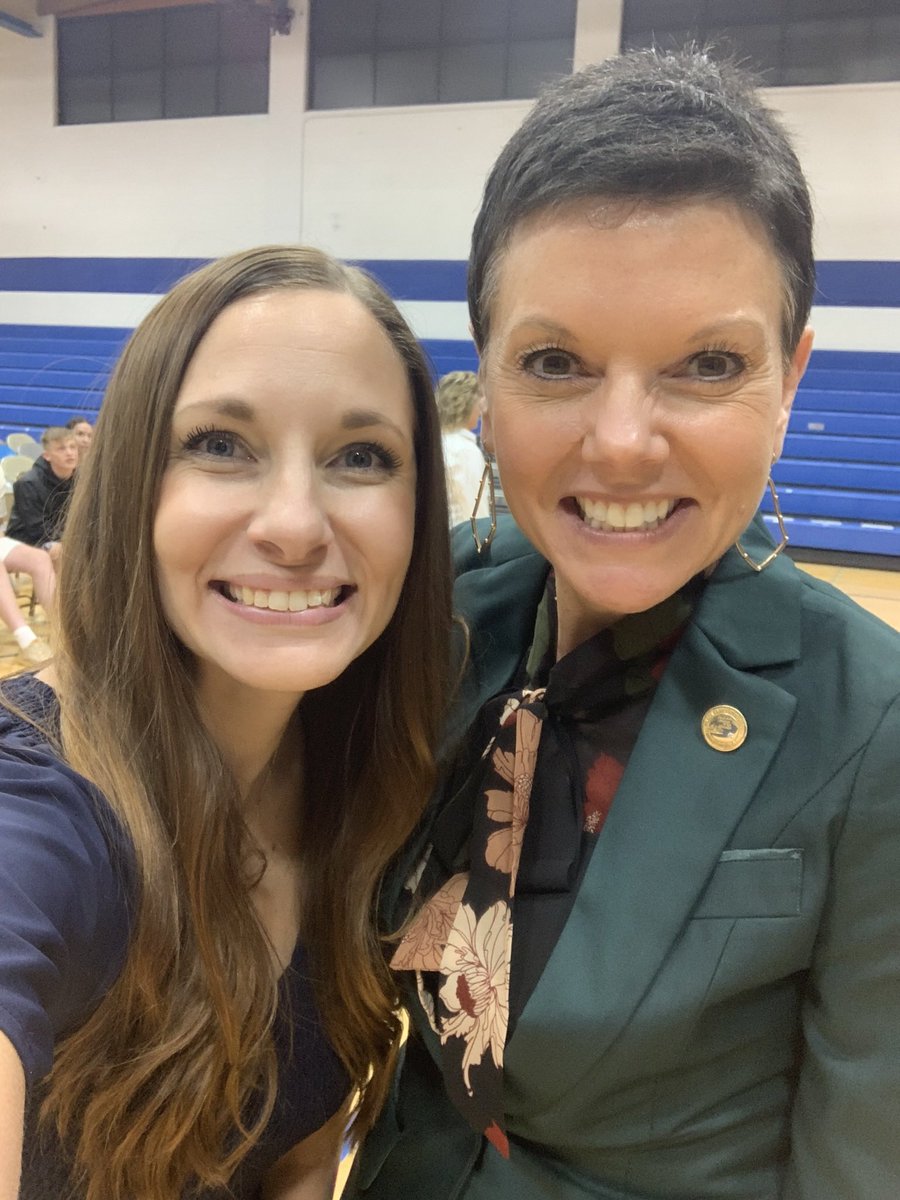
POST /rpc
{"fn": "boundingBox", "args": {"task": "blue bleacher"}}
[772,349,900,559]
[0,324,127,439]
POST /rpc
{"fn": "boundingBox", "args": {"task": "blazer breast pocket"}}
[692,848,803,919]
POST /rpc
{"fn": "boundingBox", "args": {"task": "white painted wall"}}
[0,20,309,258]
[300,100,530,259]
[771,82,900,260]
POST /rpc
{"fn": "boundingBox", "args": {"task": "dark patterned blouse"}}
[393,572,701,1147]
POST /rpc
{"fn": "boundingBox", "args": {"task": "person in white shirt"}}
[435,371,491,529]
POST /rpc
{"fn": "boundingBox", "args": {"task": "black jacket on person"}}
[6,457,74,547]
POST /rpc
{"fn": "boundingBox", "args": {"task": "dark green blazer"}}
[351,518,900,1200]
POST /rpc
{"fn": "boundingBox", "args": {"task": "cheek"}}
[390,491,418,584]
[491,408,566,487]
[152,478,211,590]
[350,484,417,595]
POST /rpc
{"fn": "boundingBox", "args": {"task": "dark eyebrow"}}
[340,408,410,441]
[177,398,256,422]
[176,400,410,442]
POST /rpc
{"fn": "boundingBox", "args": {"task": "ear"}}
[773,326,814,458]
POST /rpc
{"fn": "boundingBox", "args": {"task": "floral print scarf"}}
[391,576,699,1157]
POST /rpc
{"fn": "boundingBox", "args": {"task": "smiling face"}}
[480,200,813,657]
[153,288,417,709]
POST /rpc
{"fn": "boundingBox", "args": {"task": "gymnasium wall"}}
[1,1,898,554]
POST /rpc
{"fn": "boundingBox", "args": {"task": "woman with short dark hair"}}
[350,50,900,1200]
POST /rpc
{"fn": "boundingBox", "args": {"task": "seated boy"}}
[6,426,78,558]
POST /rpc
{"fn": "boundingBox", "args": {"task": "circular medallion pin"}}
[701,705,748,752]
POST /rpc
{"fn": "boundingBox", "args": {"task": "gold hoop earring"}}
[470,460,497,555]
[735,477,788,572]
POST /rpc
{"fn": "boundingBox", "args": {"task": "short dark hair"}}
[66,416,91,430]
[468,48,815,357]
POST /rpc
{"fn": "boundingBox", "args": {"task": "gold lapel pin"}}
[701,705,748,752]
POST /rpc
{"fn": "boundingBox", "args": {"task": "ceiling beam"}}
[0,0,41,35]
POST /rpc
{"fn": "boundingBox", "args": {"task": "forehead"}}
[487,199,786,333]
[181,288,409,388]
[47,436,76,449]
[174,287,415,429]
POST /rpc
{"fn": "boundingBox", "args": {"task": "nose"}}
[580,372,668,482]
[246,466,333,563]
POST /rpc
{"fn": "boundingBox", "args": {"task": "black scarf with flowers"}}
[391,575,700,1156]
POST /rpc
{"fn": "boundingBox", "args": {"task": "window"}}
[309,0,577,110]
[621,0,900,86]
[57,4,271,125]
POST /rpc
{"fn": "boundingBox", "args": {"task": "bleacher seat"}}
[764,349,900,558]
[0,323,127,441]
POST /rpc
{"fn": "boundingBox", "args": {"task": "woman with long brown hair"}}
[0,245,452,1199]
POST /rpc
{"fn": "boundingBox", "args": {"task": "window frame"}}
[56,3,272,127]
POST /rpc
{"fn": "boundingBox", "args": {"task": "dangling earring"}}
[735,477,788,572]
[470,460,498,555]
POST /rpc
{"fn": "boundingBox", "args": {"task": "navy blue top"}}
[0,675,349,1199]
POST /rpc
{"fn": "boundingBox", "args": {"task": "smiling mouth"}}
[212,582,353,612]
[573,497,681,533]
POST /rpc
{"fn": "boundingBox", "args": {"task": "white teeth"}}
[577,497,677,532]
[226,585,340,612]
[624,502,645,529]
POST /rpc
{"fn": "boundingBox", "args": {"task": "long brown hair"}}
[41,246,452,1198]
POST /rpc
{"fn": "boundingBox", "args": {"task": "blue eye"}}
[336,442,402,473]
[182,427,239,457]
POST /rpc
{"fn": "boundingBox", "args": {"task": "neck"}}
[198,680,305,865]
[196,676,301,800]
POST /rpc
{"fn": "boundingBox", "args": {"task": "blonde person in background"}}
[435,371,491,528]
[5,426,78,566]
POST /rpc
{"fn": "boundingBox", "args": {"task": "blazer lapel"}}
[507,545,804,1095]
